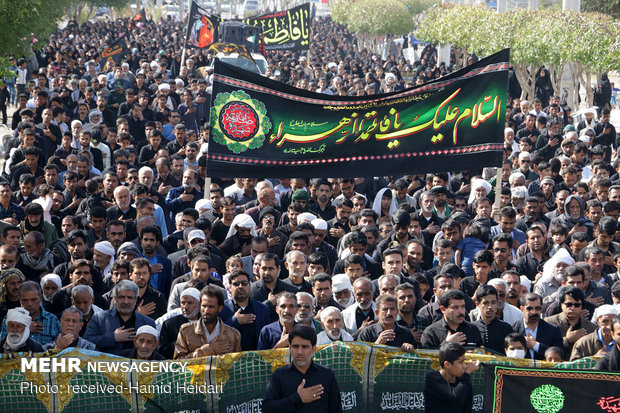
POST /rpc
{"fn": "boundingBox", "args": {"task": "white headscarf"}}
[372,188,397,218]
[5,308,32,350]
[468,178,492,205]
[225,214,258,239]
[539,248,574,284]
[40,274,62,301]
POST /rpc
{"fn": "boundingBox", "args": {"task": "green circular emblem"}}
[210,90,272,154]
[530,384,565,413]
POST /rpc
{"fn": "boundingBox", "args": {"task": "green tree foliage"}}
[582,0,620,20]
[416,5,620,109]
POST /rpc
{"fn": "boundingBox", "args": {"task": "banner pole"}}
[204,176,211,199]
[180,47,187,70]
[493,166,502,221]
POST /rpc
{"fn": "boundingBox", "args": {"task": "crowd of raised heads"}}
[0,13,618,370]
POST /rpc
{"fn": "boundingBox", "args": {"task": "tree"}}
[415,5,620,109]
[582,0,620,20]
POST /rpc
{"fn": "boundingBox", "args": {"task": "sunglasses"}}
[525,306,542,311]
[231,281,249,287]
[493,247,508,253]
[563,302,582,308]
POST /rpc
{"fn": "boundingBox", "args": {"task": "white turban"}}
[5,308,32,350]
[7,307,32,327]
[158,83,170,91]
[181,287,201,303]
[468,178,493,204]
[332,274,352,293]
[540,248,574,284]
[593,304,618,321]
[136,325,159,339]
[311,218,328,231]
[225,214,258,239]
[297,212,317,224]
[94,241,115,257]
[195,199,213,211]
[40,273,62,291]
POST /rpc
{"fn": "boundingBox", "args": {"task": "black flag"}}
[185,1,220,49]
[128,9,146,30]
[101,36,129,70]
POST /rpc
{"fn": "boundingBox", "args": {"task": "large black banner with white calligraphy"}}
[244,3,310,51]
[206,49,509,178]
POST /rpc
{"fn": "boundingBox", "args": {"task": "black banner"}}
[128,8,146,31]
[244,3,310,51]
[206,49,509,178]
[483,365,620,413]
[185,1,220,49]
[101,36,129,70]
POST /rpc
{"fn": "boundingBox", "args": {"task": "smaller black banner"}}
[185,1,220,49]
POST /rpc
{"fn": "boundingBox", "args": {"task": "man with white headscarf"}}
[1,307,44,353]
[122,325,166,360]
[332,274,355,309]
[534,248,574,302]
[40,273,62,312]
[93,241,115,278]
[220,214,257,257]
[468,178,492,206]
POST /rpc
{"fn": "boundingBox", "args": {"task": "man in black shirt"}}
[472,285,513,355]
[262,325,342,413]
[420,289,482,348]
[358,293,416,351]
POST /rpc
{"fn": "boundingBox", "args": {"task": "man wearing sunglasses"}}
[220,271,270,351]
[515,292,563,360]
[545,287,596,358]
[489,233,516,279]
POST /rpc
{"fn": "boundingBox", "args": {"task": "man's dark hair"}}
[288,324,317,346]
[182,208,200,221]
[130,257,151,274]
[597,216,617,236]
[344,254,363,267]
[228,270,250,283]
[140,225,162,243]
[519,292,542,307]
[308,252,329,271]
[439,289,466,308]
[312,272,332,285]
[106,219,126,232]
[258,252,280,268]
[66,229,88,245]
[474,284,498,303]
[201,284,225,307]
[348,231,367,247]
[504,332,527,350]
[559,286,585,304]
[492,233,513,246]
[472,249,494,265]
[289,231,310,245]
[563,265,584,282]
[611,280,620,301]
[582,246,604,260]
[359,208,378,222]
[383,247,403,260]
[439,342,466,368]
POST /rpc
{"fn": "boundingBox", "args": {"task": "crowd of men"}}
[0,14,619,377]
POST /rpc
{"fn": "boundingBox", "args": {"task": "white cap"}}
[332,274,352,293]
[297,212,317,224]
[94,241,115,257]
[593,304,618,320]
[195,199,213,211]
[311,218,328,230]
[180,287,201,303]
[187,229,206,243]
[136,325,159,339]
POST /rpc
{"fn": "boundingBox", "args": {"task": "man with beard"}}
[245,187,282,225]
[250,253,297,308]
[295,292,323,332]
[257,206,288,257]
[71,284,101,337]
[420,290,482,349]
[0,268,24,324]
[93,241,115,279]
[515,226,548,281]
[595,318,620,371]
[395,283,426,343]
[130,258,167,321]
[84,280,156,355]
[157,286,202,358]
[19,203,58,248]
[358,293,416,351]
[166,169,203,218]
[534,249,574,301]
[377,210,413,257]
[49,259,107,317]
[332,274,355,309]
[515,293,563,360]
[0,280,60,346]
[316,306,353,345]
[122,325,165,360]
[220,214,257,258]
[262,325,342,413]
[571,305,618,360]
[469,278,523,330]
[502,271,523,308]
[283,251,312,293]
[52,230,103,293]
[308,179,336,221]
[312,273,342,315]
[43,307,96,350]
[332,232,382,280]
[516,197,551,233]
[258,292,299,350]
[0,307,44,353]
[139,226,172,300]
[220,271,270,351]
[325,198,352,247]
[342,278,376,337]
[174,285,241,358]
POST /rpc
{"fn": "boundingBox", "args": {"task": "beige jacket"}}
[174,317,241,359]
